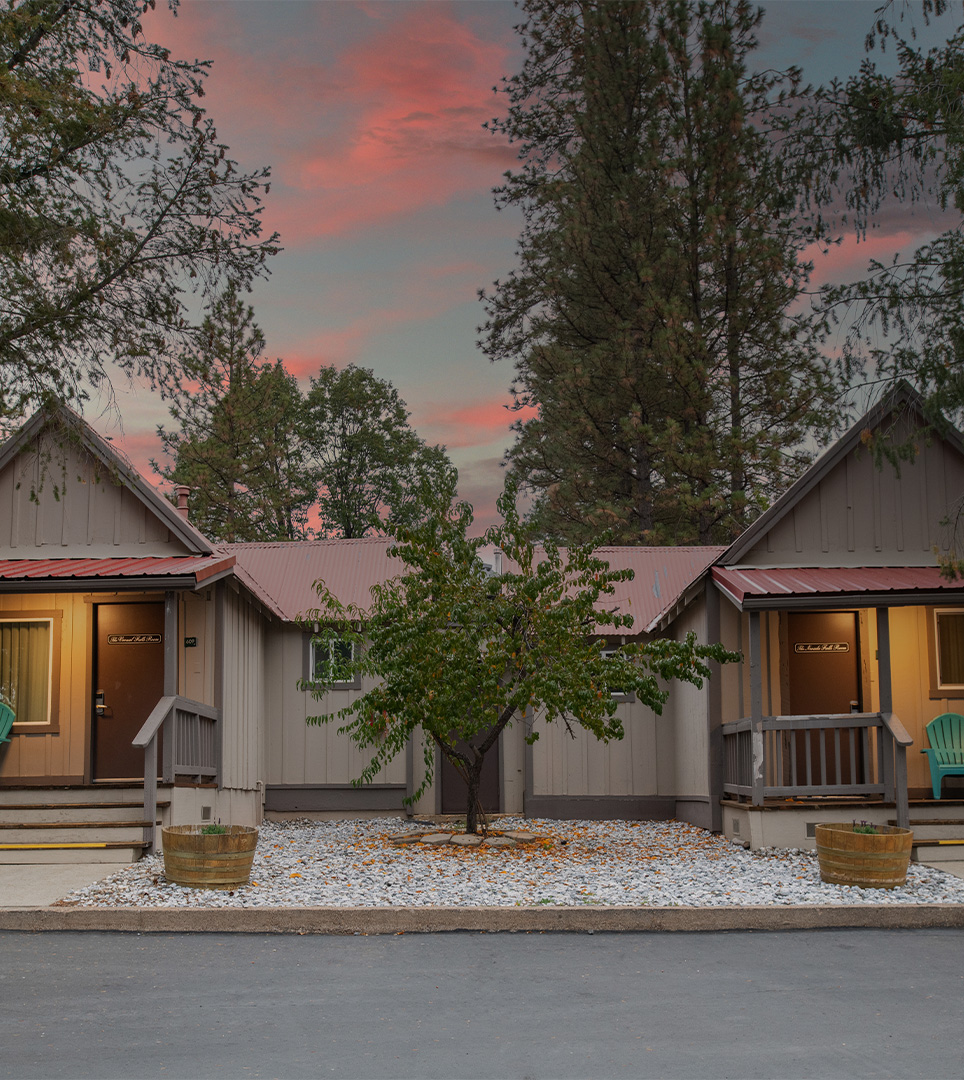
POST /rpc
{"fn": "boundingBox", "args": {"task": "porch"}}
[716,596,964,857]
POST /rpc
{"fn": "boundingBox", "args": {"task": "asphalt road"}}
[2,928,963,1080]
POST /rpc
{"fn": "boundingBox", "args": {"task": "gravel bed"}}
[57,818,964,909]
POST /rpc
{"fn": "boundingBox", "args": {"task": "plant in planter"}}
[162,823,259,890]
[815,822,913,889]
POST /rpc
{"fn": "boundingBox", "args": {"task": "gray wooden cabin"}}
[2,386,962,861]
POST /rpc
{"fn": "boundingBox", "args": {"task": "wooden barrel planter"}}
[161,825,259,890]
[815,822,913,889]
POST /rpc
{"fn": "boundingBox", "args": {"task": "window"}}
[932,609,964,693]
[304,634,360,690]
[601,647,636,702]
[0,617,56,726]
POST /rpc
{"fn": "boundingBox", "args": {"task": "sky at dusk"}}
[92,0,963,531]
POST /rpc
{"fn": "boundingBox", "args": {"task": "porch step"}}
[0,786,172,863]
[0,821,155,845]
[0,802,169,824]
[0,841,148,865]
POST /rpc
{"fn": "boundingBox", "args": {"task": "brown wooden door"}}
[787,611,861,786]
[440,734,500,815]
[787,612,860,715]
[92,603,164,780]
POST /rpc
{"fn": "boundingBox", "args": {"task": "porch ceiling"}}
[0,554,236,591]
[712,565,964,610]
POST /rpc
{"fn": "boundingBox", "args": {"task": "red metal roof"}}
[225,539,724,632]
[223,539,403,622]
[713,565,964,608]
[0,555,235,585]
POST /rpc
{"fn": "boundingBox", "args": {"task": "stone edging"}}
[3,903,964,934]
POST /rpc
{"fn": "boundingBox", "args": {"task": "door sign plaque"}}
[107,633,163,645]
[794,642,850,654]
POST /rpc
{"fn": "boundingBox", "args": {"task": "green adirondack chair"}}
[0,701,13,747]
[921,713,964,799]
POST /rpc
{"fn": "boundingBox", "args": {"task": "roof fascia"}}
[739,589,964,611]
[0,406,214,555]
[721,381,962,567]
[0,575,199,593]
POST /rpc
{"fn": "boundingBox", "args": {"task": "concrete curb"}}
[2,903,964,934]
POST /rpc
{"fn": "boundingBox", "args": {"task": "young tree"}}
[155,285,313,542]
[301,364,457,539]
[303,483,736,834]
[0,0,277,427]
[481,0,842,545]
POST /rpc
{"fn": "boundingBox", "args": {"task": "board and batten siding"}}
[740,433,964,567]
[665,594,714,804]
[0,591,87,782]
[178,589,216,705]
[219,585,265,793]
[264,625,405,788]
[0,433,192,556]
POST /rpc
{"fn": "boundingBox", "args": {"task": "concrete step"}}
[902,822,964,842]
[0,822,153,845]
[0,785,170,806]
[0,803,168,824]
[912,839,964,862]
[0,842,147,865]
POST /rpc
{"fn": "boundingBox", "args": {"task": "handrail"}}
[134,694,221,852]
[881,711,913,747]
[721,710,912,827]
[132,696,176,749]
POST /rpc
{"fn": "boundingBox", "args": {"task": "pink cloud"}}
[807,229,921,288]
[426,398,537,450]
[276,258,497,375]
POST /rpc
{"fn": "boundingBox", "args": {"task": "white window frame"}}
[0,615,57,727]
[306,634,360,690]
[933,608,964,693]
[601,647,636,702]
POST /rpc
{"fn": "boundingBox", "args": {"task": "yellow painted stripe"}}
[933,839,964,846]
[0,843,109,850]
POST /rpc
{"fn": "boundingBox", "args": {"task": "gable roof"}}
[225,537,724,634]
[0,405,213,556]
[719,381,964,567]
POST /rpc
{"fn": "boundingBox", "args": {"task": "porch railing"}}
[133,695,222,852]
[721,711,912,828]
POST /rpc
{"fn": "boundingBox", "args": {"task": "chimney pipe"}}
[175,485,190,520]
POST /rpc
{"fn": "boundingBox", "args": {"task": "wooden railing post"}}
[143,738,158,853]
[749,611,765,805]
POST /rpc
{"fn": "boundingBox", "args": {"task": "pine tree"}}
[156,286,313,542]
[481,0,843,544]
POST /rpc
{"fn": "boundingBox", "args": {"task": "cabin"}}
[1,385,962,863]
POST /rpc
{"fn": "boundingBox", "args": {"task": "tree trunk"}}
[464,758,483,835]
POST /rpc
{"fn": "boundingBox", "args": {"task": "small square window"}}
[601,647,636,702]
[304,634,360,690]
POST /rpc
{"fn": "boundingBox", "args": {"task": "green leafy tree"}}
[303,482,737,834]
[155,285,313,542]
[481,0,842,545]
[0,0,277,427]
[302,364,457,539]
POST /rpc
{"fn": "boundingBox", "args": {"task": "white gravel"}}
[56,818,964,909]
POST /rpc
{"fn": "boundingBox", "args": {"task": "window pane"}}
[310,637,354,684]
[331,639,354,681]
[937,611,964,687]
[0,620,50,724]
